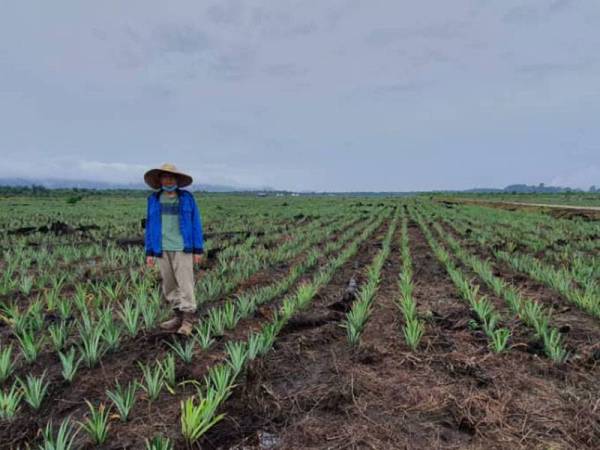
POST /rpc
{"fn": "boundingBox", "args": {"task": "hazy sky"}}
[1,0,599,191]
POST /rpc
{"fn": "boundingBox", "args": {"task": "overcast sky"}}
[1,0,599,191]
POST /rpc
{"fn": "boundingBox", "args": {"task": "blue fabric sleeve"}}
[145,196,153,256]
[191,197,204,254]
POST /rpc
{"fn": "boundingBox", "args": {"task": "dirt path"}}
[452,199,600,212]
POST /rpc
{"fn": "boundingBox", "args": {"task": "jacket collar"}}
[154,187,182,199]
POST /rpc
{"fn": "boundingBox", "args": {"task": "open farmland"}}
[444,193,600,209]
[0,193,599,449]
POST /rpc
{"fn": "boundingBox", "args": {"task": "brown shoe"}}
[177,312,197,336]
[160,310,183,331]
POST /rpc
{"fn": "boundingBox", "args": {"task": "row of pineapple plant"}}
[344,211,399,346]
[411,208,510,352]
[27,206,389,448]
[396,208,425,350]
[417,207,568,362]
[0,213,331,302]
[0,211,389,428]
[429,204,600,321]
[0,214,363,381]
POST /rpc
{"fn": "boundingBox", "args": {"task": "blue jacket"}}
[145,188,204,257]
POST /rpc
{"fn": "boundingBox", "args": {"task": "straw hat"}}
[144,163,193,190]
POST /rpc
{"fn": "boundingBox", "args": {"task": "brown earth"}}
[438,198,600,221]
[199,221,600,450]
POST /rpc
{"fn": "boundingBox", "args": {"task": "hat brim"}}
[144,168,193,190]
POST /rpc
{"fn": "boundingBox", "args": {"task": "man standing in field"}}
[144,163,204,336]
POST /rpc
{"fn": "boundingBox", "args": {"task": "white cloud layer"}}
[0,155,303,189]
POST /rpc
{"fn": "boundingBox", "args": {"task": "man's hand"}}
[193,254,203,265]
[146,256,155,268]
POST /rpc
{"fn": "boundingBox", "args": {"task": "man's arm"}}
[145,197,152,255]
[190,197,204,255]
[145,197,156,266]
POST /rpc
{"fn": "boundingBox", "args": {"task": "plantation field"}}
[0,193,599,449]
[444,193,600,208]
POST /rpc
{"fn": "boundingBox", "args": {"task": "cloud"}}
[0,158,148,184]
[112,22,259,82]
[204,0,358,37]
[209,120,252,141]
[504,0,576,24]
[550,165,600,189]
[116,23,212,70]
[205,0,245,26]
[503,6,540,25]
[188,161,272,188]
[516,60,594,80]
[0,156,277,189]
[78,160,149,181]
[322,0,363,30]
[153,24,211,55]
[548,0,577,13]
[91,28,108,41]
[365,21,465,46]
[208,45,256,80]
[140,84,175,100]
[371,80,433,96]
[2,1,599,192]
[407,48,454,69]
[114,26,153,70]
[251,7,318,38]
[263,63,307,79]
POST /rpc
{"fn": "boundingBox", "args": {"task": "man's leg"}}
[171,251,196,313]
[158,251,184,330]
[170,251,196,335]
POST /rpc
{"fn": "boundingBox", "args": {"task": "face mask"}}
[162,185,177,192]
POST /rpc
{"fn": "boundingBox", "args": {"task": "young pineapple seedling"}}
[39,417,79,450]
[106,381,137,422]
[79,401,111,445]
[19,372,49,410]
[58,347,81,383]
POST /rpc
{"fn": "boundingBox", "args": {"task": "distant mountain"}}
[0,177,273,192]
[466,184,589,194]
[0,178,593,194]
[502,184,585,194]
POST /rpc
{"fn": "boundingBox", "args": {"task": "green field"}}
[0,192,599,449]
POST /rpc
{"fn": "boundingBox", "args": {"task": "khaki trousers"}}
[157,251,196,313]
